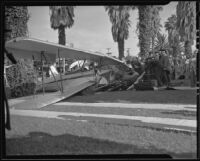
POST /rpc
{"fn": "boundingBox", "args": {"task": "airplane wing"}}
[5,37,130,70]
[100,54,130,71]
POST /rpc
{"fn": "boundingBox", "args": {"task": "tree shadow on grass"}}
[6,131,195,159]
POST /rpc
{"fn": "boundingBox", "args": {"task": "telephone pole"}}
[106,48,111,56]
[126,48,130,56]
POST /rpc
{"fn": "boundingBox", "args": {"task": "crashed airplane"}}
[5,37,138,109]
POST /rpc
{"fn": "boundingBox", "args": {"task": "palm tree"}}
[5,6,29,41]
[137,6,152,59]
[49,6,75,45]
[154,32,170,51]
[176,2,196,58]
[165,14,184,58]
[105,6,132,60]
[150,6,163,55]
[137,6,162,59]
[165,14,177,46]
[155,32,184,56]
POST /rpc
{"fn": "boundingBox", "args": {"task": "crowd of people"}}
[122,49,197,88]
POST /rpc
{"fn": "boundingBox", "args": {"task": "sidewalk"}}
[54,102,196,111]
[172,86,198,90]
[9,108,196,128]
[157,86,198,91]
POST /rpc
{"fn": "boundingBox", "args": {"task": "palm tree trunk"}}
[138,6,152,60]
[118,39,124,60]
[58,26,66,45]
[184,40,192,59]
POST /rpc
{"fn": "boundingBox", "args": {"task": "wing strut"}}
[41,51,45,95]
[58,48,63,93]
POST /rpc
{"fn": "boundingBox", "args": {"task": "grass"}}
[6,115,196,158]
[65,90,196,105]
[6,131,196,159]
[161,110,196,117]
[6,131,171,155]
[6,87,197,158]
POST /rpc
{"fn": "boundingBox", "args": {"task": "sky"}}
[27,2,196,58]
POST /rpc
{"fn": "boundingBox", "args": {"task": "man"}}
[168,55,175,80]
[49,62,59,77]
[144,55,163,87]
[131,57,144,75]
[154,51,160,61]
[159,49,171,87]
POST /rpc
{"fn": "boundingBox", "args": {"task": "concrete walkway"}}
[10,109,196,128]
[54,102,196,111]
[158,86,198,90]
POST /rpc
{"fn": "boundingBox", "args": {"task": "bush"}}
[5,59,37,98]
[10,83,36,98]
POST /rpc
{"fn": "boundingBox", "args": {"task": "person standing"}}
[169,55,175,80]
[185,58,190,80]
[159,50,171,87]
[154,51,160,61]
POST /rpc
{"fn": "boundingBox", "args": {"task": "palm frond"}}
[105,6,131,42]
[154,32,170,51]
[176,2,196,43]
[49,6,75,30]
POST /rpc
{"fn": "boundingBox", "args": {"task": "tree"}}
[176,2,196,58]
[165,14,177,47]
[165,14,184,58]
[4,6,29,130]
[154,32,170,51]
[5,6,29,41]
[5,6,37,99]
[49,6,75,45]
[137,6,152,59]
[105,6,132,60]
[137,6,162,59]
[149,6,163,55]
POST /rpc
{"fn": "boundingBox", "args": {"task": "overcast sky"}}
[27,2,196,57]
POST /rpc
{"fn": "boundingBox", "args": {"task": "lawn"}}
[65,90,197,105]
[6,115,196,159]
[5,89,197,159]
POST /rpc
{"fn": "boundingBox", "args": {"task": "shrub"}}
[5,59,37,98]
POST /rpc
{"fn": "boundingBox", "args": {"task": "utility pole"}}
[126,48,130,56]
[106,48,111,56]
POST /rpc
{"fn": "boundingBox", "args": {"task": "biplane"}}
[5,37,131,110]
